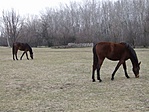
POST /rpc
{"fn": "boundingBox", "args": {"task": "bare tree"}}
[1,0,149,47]
[2,9,24,47]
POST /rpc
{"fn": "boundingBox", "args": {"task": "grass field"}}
[0,47,149,112]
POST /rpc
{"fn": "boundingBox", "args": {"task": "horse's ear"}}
[138,61,141,65]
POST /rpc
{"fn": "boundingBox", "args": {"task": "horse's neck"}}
[128,46,138,68]
[28,47,33,54]
[130,58,138,68]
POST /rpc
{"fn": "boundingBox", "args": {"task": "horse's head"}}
[133,62,141,78]
[30,53,33,59]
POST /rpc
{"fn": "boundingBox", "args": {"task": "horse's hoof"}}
[127,75,130,78]
[99,80,102,82]
[92,79,96,82]
[111,78,114,81]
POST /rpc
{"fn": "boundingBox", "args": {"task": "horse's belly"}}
[107,57,119,61]
[106,53,122,61]
[106,56,129,61]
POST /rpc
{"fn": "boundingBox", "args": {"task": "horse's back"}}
[96,42,126,52]
[95,42,129,60]
[13,42,30,51]
[95,42,117,54]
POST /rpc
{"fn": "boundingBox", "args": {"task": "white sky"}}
[0,0,83,16]
[0,0,116,16]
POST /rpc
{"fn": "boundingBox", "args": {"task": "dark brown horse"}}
[12,42,33,60]
[92,42,141,82]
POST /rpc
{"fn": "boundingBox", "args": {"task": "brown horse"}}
[92,42,141,82]
[12,42,33,60]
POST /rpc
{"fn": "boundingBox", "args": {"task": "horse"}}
[92,42,141,82]
[12,42,33,60]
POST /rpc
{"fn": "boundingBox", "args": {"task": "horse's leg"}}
[92,60,103,82]
[97,58,104,82]
[97,68,102,82]
[20,52,26,60]
[15,50,18,60]
[13,53,15,60]
[12,46,15,60]
[111,60,123,80]
[13,47,18,60]
[92,64,97,82]
[123,61,130,78]
[92,51,99,82]
[25,52,29,60]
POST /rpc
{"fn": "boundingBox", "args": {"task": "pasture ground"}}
[0,47,149,112]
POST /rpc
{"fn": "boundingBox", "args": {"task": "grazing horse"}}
[92,42,141,82]
[12,42,33,60]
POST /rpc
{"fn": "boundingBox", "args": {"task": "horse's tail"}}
[93,44,98,67]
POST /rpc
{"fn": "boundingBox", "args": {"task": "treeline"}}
[0,0,149,47]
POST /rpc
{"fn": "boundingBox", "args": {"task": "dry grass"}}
[0,47,149,112]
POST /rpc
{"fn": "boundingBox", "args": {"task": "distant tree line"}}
[0,0,149,47]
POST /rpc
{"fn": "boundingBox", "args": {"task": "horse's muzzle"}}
[135,75,139,78]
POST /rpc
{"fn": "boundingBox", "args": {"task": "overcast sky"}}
[0,0,84,16]
[0,0,116,16]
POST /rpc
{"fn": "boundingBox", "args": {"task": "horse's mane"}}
[122,42,138,63]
